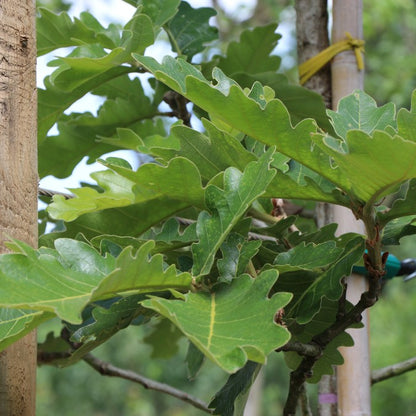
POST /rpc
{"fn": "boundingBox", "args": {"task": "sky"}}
[38,0,269,192]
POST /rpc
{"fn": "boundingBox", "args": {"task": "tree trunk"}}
[295,2,337,414]
[331,1,371,415]
[0,1,38,415]
[295,0,331,107]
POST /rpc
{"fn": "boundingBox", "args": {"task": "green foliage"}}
[209,361,261,415]
[284,298,356,383]
[47,157,205,222]
[272,235,365,323]
[2,1,416,414]
[364,0,416,108]
[165,1,218,58]
[143,271,292,373]
[0,239,191,323]
[192,151,275,277]
[0,309,54,350]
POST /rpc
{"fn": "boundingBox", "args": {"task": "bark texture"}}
[295,0,331,107]
[0,1,37,415]
[296,2,337,415]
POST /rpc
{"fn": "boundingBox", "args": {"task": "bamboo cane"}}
[331,1,371,415]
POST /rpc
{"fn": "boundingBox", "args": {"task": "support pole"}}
[331,1,371,415]
[0,1,38,415]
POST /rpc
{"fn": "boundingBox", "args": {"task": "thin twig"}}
[372,356,416,385]
[163,91,192,127]
[38,187,74,199]
[82,353,213,414]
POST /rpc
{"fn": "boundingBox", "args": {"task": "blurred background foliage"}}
[35,0,416,414]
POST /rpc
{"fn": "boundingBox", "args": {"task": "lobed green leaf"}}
[47,157,204,222]
[0,239,191,324]
[192,150,275,276]
[165,1,217,58]
[142,270,292,373]
[216,24,281,75]
[327,89,396,139]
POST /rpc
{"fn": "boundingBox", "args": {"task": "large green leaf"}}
[273,235,365,323]
[397,89,416,142]
[192,150,275,277]
[232,72,333,133]
[47,170,136,221]
[327,90,396,139]
[38,65,133,142]
[47,157,204,221]
[216,24,281,75]
[378,179,416,225]
[313,90,416,203]
[139,0,181,27]
[37,295,151,366]
[40,202,189,246]
[37,8,119,56]
[149,121,336,203]
[142,270,292,373]
[47,12,153,90]
[382,215,416,245]
[313,128,416,203]
[273,241,343,274]
[61,295,150,366]
[0,239,191,324]
[265,168,344,204]
[218,234,261,283]
[0,309,53,351]
[91,218,197,254]
[165,1,217,58]
[49,48,139,93]
[151,120,256,182]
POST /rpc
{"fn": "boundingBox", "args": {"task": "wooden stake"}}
[0,1,37,415]
[331,1,371,415]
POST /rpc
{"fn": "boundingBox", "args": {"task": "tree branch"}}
[277,340,321,357]
[82,353,213,414]
[372,356,416,385]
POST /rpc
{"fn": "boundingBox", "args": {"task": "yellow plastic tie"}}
[298,32,365,85]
